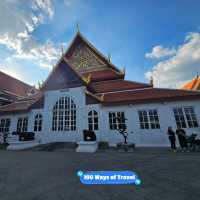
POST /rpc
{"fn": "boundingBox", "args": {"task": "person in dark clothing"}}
[167,127,176,151]
[176,126,188,152]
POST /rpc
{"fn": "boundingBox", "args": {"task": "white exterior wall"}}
[40,86,87,143]
[0,113,31,133]
[100,100,200,146]
[1,86,200,147]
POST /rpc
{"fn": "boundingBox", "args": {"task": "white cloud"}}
[0,0,59,70]
[145,45,176,59]
[145,32,200,88]
[0,65,23,81]
[12,39,61,69]
[32,0,54,19]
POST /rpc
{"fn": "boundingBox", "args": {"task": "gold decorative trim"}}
[85,89,102,102]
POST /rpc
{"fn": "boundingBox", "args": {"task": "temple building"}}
[182,74,200,91]
[0,31,200,146]
[0,71,37,106]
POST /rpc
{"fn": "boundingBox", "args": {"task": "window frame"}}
[88,110,99,131]
[0,118,11,133]
[138,109,160,130]
[52,96,76,132]
[17,117,28,133]
[173,106,199,128]
[34,114,42,132]
[108,111,126,130]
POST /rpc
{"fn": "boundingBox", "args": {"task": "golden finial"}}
[76,22,80,32]
[150,76,154,86]
[83,73,92,84]
[86,73,91,84]
[108,53,111,63]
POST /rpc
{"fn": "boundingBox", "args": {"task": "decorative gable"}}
[42,32,124,91]
[68,42,108,73]
[65,32,123,76]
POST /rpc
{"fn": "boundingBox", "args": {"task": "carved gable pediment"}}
[68,42,108,73]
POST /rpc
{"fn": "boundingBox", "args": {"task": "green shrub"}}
[0,143,9,150]
[98,141,109,149]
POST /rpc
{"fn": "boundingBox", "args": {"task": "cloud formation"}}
[0,0,59,72]
[145,45,176,59]
[145,32,200,88]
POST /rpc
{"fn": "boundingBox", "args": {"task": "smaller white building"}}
[1,32,200,147]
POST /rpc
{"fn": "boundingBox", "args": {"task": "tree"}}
[115,116,135,151]
[115,117,129,144]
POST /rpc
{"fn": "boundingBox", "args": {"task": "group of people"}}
[167,126,188,152]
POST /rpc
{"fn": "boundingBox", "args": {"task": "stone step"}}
[7,140,40,150]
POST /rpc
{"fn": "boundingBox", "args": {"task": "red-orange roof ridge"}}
[182,75,200,90]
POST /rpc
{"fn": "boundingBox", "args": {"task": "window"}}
[184,107,199,128]
[88,110,98,131]
[173,107,198,128]
[138,111,149,129]
[34,114,42,132]
[17,117,28,132]
[138,109,160,129]
[0,118,11,133]
[52,96,76,131]
[109,112,126,130]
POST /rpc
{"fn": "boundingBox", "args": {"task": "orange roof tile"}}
[96,87,200,105]
[0,71,36,97]
[0,92,44,114]
[88,79,151,93]
[83,70,124,83]
[182,75,200,90]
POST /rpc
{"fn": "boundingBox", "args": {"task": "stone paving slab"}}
[0,148,199,200]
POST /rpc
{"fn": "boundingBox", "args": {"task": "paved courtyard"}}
[0,147,200,200]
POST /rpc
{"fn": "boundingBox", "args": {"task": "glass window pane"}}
[184,107,199,128]
[52,97,76,131]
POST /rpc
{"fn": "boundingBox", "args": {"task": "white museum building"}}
[0,32,200,147]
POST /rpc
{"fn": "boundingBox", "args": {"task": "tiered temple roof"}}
[0,71,39,106]
[0,71,37,97]
[1,31,200,113]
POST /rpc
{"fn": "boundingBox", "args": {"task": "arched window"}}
[34,114,42,132]
[52,97,76,131]
[88,110,98,131]
[17,117,28,132]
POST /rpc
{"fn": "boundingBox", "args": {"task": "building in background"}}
[0,71,37,106]
[0,32,200,146]
[182,74,200,91]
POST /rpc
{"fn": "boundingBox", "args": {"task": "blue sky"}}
[0,0,200,88]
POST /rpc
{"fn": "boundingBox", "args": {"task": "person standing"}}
[167,127,176,151]
[176,126,188,152]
